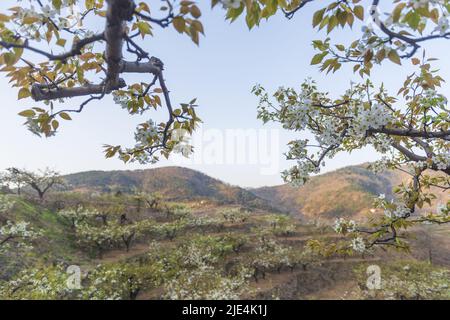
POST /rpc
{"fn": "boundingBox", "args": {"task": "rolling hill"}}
[252,164,448,222]
[62,166,275,210]
[62,164,448,222]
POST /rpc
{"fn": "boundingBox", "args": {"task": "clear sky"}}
[1,1,449,187]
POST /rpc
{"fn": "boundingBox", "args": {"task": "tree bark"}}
[104,0,135,90]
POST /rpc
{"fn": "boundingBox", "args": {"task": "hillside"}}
[2,193,449,300]
[1,164,449,300]
[62,164,448,222]
[62,167,275,210]
[252,164,448,222]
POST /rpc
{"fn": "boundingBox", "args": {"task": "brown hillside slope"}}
[252,164,449,222]
[62,166,275,210]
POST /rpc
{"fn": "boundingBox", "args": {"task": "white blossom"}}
[351,237,366,253]
[432,152,450,170]
[434,17,450,35]
[333,218,357,234]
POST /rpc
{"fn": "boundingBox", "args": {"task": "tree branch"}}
[0,33,104,61]
[31,81,125,101]
[369,127,450,140]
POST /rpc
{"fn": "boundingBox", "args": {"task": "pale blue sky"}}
[1,1,449,187]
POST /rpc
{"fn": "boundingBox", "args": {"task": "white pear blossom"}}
[0,195,15,213]
[413,161,428,170]
[384,202,411,219]
[351,237,366,252]
[361,24,374,39]
[369,157,392,174]
[434,17,450,35]
[282,161,320,186]
[432,152,450,170]
[351,103,393,138]
[174,143,193,158]
[112,92,129,109]
[436,203,448,215]
[0,220,40,252]
[333,218,357,234]
[134,120,159,148]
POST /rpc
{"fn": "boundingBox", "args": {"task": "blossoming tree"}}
[1,0,449,251]
[220,0,449,250]
[1,168,65,200]
[0,195,39,253]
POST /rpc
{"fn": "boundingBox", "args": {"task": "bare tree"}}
[0,168,27,195]
[3,168,65,201]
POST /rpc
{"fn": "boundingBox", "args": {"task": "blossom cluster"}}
[0,265,74,299]
[375,194,412,219]
[134,120,159,148]
[281,161,320,186]
[351,237,366,253]
[58,207,101,224]
[250,236,316,274]
[112,92,129,110]
[360,261,450,300]
[255,80,401,186]
[350,103,393,138]
[220,208,250,223]
[333,218,357,234]
[0,194,15,213]
[436,203,449,216]
[0,220,40,252]
[164,266,249,300]
[13,0,82,40]
[432,152,450,170]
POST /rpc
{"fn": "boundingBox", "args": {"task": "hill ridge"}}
[62,166,277,211]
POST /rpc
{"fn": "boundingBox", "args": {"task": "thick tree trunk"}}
[30,0,164,102]
[105,0,135,91]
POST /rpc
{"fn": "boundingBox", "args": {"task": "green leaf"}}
[335,44,345,51]
[18,87,31,99]
[85,0,95,10]
[353,5,364,21]
[388,50,401,65]
[312,8,326,27]
[311,52,328,65]
[59,112,72,120]
[137,21,152,36]
[18,109,36,117]
[56,38,67,47]
[172,17,186,33]
[52,120,59,130]
[190,5,202,19]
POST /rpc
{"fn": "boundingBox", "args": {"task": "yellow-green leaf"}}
[311,52,328,65]
[190,5,202,19]
[388,50,401,65]
[312,8,326,28]
[18,88,31,99]
[353,5,364,21]
[172,17,186,33]
[59,112,72,120]
[18,109,36,117]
